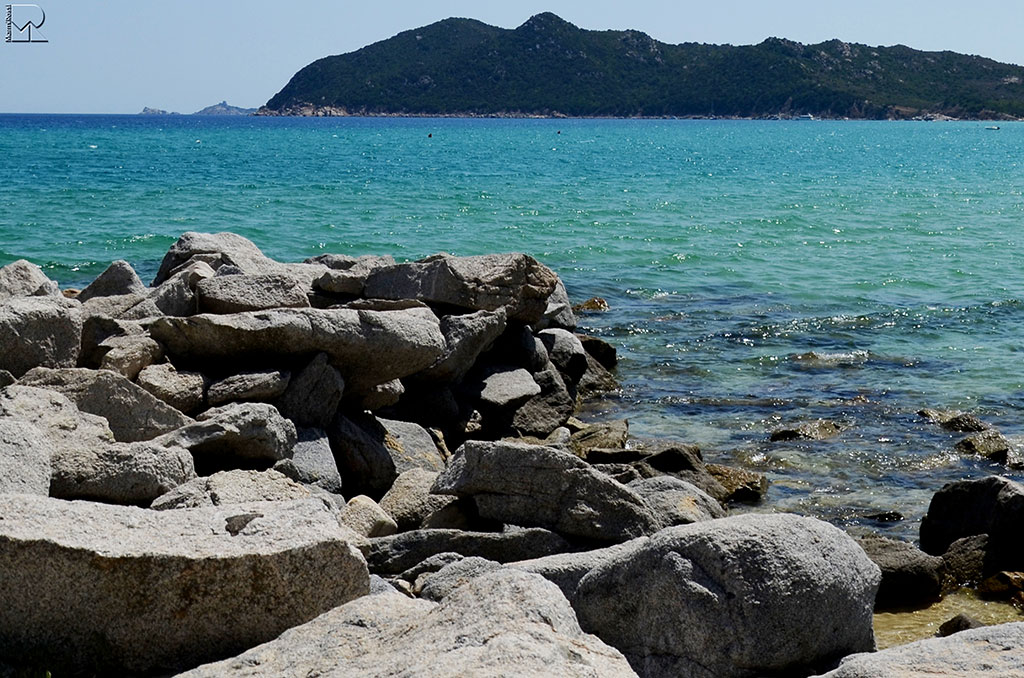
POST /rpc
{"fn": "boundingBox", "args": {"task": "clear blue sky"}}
[2,0,1022,113]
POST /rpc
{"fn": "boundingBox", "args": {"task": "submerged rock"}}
[770,418,842,441]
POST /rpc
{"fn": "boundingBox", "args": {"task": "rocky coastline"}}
[0,232,1022,676]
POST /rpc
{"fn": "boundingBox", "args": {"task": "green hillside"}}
[262,13,1024,119]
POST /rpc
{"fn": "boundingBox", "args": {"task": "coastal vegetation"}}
[262,12,1024,119]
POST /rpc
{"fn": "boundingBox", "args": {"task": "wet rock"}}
[274,352,344,427]
[20,367,192,443]
[937,613,985,637]
[149,306,444,397]
[156,402,297,471]
[329,413,443,498]
[340,495,398,538]
[977,570,1024,605]
[433,440,658,543]
[575,514,880,678]
[813,622,1024,677]
[196,273,311,314]
[626,475,725,528]
[955,429,1016,464]
[150,469,311,510]
[0,494,369,675]
[573,296,610,313]
[273,427,343,494]
[0,419,50,495]
[918,408,990,432]
[577,333,617,369]
[363,252,561,325]
[379,468,454,531]
[770,418,842,441]
[417,308,507,383]
[942,534,994,588]
[362,527,571,575]
[0,296,82,377]
[76,260,145,303]
[0,259,59,302]
[207,369,291,405]
[706,462,770,503]
[175,569,634,678]
[137,362,207,414]
[920,475,1024,560]
[857,536,944,610]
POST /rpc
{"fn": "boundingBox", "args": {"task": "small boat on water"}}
[986,125,1001,130]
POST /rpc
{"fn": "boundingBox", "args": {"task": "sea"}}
[3,114,1024,541]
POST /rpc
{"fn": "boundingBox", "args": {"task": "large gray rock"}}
[537,328,588,385]
[273,427,343,494]
[274,352,344,427]
[149,307,445,396]
[156,402,297,470]
[339,495,398,538]
[148,261,215,316]
[627,475,725,528]
[418,308,508,383]
[433,440,659,543]
[0,296,82,377]
[511,364,576,437]
[0,494,369,675]
[151,469,312,510]
[76,259,146,302]
[474,366,541,408]
[363,527,571,575]
[0,419,51,495]
[857,536,944,610]
[51,439,196,505]
[207,369,291,405]
[511,540,645,603]
[196,273,311,314]
[0,259,58,302]
[153,231,327,287]
[20,367,193,442]
[813,622,1024,677]
[416,556,504,601]
[363,252,561,325]
[919,475,1024,558]
[176,569,635,678]
[137,362,207,414]
[328,413,443,498]
[574,514,880,678]
[379,468,454,531]
[97,333,163,380]
[535,277,577,330]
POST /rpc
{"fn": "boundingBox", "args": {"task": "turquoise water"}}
[3,114,1024,538]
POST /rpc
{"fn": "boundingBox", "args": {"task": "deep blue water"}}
[4,113,1024,537]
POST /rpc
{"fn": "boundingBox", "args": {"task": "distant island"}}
[138,102,257,116]
[257,12,1024,120]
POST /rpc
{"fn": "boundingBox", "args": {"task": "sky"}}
[2,0,1022,114]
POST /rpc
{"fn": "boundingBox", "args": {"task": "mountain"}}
[259,12,1024,120]
[193,101,258,116]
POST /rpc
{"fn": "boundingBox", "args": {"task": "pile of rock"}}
[0,232,1019,677]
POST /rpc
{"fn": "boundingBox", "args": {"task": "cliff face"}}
[262,13,1024,119]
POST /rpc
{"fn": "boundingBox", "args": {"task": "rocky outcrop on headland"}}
[2,232,1016,677]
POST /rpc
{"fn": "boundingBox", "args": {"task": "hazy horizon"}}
[2,0,1022,114]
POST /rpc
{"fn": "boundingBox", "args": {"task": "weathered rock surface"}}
[537,328,588,385]
[578,333,617,369]
[575,514,880,678]
[417,556,504,601]
[0,494,369,675]
[97,333,163,380]
[512,364,576,436]
[626,475,725,528]
[0,419,51,495]
[176,569,635,678]
[273,427,343,494]
[706,462,770,503]
[20,367,192,442]
[472,366,541,408]
[340,495,398,538]
[196,272,311,313]
[433,440,659,542]
[149,306,445,396]
[363,527,571,575]
[137,362,207,414]
[0,259,58,302]
[812,622,1024,677]
[920,475,1024,559]
[363,252,560,325]
[857,536,944,610]
[207,369,291,405]
[52,439,196,505]
[418,308,507,383]
[151,469,311,510]
[156,402,297,470]
[76,259,145,302]
[0,296,82,377]
[379,468,454,531]
[511,540,645,603]
[274,352,343,427]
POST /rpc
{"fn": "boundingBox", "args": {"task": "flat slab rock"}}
[0,494,369,675]
[175,569,636,678]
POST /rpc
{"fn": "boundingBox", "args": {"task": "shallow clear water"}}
[3,114,1024,540]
